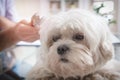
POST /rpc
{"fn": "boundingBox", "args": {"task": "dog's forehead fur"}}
[40,10,107,33]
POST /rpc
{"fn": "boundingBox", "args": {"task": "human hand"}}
[14,20,40,42]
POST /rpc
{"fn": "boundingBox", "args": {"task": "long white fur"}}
[26,9,120,80]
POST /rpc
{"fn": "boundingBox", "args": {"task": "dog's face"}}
[39,10,114,78]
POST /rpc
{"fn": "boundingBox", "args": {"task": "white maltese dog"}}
[26,10,120,80]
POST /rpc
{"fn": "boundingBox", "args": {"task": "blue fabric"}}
[0,0,16,21]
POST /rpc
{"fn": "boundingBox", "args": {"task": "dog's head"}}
[39,10,114,78]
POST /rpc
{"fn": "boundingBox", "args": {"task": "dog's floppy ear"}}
[99,40,114,61]
[96,16,114,63]
[98,31,114,63]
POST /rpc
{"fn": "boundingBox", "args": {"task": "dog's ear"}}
[99,39,114,62]
[96,17,114,63]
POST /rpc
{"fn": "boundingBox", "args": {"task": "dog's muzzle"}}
[57,45,69,63]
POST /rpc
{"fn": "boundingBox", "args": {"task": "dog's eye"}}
[73,34,84,41]
[52,35,61,42]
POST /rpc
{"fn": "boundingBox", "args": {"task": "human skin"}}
[0,16,40,51]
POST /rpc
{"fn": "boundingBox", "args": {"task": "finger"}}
[31,13,42,28]
[22,34,40,42]
[15,24,39,35]
[19,20,29,25]
[19,20,34,27]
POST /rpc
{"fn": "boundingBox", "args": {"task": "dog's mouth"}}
[60,58,69,63]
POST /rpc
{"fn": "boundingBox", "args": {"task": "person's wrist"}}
[11,26,21,43]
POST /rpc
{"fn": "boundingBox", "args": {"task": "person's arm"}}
[0,16,17,51]
[0,16,16,29]
[0,27,18,51]
[0,17,40,51]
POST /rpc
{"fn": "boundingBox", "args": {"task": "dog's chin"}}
[46,43,95,78]
[60,58,69,63]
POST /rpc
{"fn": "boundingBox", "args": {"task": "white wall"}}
[15,0,40,21]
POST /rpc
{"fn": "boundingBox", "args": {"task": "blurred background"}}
[14,0,120,33]
[2,0,120,80]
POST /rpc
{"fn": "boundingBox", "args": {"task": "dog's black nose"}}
[57,45,69,55]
